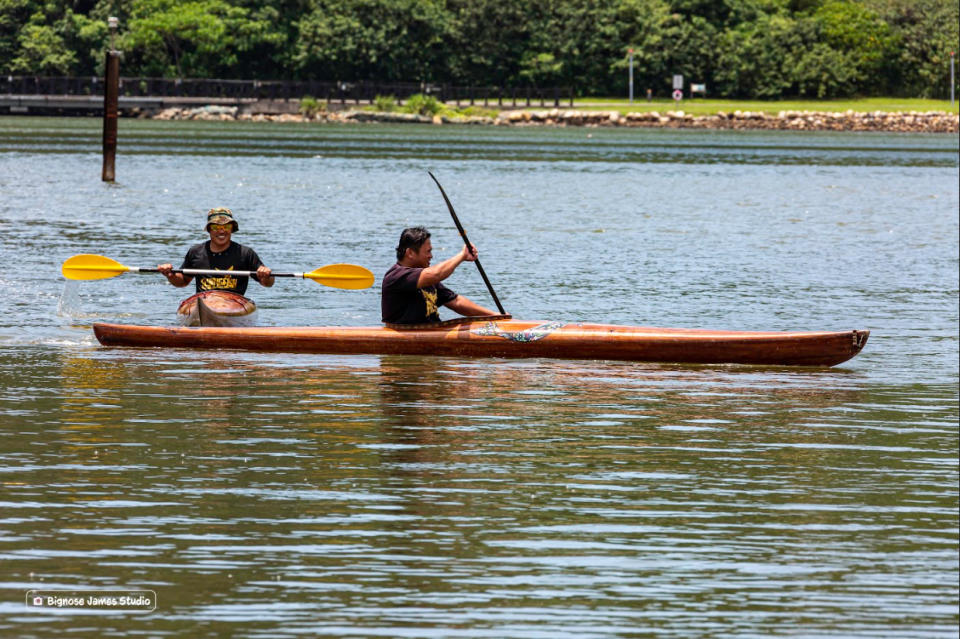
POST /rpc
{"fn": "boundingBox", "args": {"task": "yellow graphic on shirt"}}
[421,288,438,318]
[199,266,238,291]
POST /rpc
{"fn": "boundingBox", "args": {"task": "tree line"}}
[2,0,957,99]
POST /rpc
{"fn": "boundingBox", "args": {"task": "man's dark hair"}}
[396,226,431,261]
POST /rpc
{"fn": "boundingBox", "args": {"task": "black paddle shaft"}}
[428,172,506,315]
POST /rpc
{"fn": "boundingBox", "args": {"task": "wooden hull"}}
[177,290,257,327]
[92,317,869,367]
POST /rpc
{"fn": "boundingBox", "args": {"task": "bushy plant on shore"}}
[372,95,397,112]
[403,93,445,117]
[298,96,325,118]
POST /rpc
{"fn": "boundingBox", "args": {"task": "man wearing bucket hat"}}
[157,208,274,293]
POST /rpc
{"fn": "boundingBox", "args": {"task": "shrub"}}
[373,94,397,112]
[299,95,326,118]
[403,93,444,116]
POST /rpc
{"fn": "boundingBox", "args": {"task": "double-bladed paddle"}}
[61,254,375,290]
[427,172,507,315]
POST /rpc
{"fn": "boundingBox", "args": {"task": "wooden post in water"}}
[951,52,955,107]
[101,17,120,182]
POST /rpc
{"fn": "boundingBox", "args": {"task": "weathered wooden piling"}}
[101,17,119,182]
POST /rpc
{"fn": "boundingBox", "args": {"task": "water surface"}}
[0,117,957,637]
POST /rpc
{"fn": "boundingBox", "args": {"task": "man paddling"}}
[158,208,274,293]
[382,226,495,324]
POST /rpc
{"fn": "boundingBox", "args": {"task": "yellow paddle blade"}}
[61,254,133,280]
[304,263,375,289]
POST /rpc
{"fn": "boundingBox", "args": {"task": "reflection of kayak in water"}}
[176,290,257,327]
[94,314,869,367]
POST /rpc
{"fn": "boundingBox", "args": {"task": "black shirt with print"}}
[381,263,457,324]
[179,241,265,295]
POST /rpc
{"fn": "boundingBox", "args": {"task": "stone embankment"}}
[150,105,959,133]
[497,108,959,132]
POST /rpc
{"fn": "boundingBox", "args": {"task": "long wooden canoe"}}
[92,316,869,366]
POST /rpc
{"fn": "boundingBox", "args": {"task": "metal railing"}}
[1,76,574,108]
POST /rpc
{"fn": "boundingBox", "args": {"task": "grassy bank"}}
[570,97,959,115]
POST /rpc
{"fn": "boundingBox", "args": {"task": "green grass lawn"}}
[571,96,958,115]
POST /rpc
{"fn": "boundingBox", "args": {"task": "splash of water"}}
[57,280,101,320]
[57,280,142,324]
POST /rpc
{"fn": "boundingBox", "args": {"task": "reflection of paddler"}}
[158,208,274,294]
[376,356,463,465]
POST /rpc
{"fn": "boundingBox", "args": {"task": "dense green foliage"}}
[2,0,957,98]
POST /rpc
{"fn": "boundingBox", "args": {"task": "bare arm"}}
[255,265,274,287]
[417,244,477,288]
[445,295,496,317]
[157,263,192,288]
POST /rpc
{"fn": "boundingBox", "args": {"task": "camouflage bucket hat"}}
[205,207,238,232]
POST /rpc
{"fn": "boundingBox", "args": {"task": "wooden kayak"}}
[93,315,869,367]
[176,290,257,327]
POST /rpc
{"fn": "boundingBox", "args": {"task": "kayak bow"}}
[177,290,257,327]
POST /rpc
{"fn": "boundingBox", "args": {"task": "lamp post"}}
[102,16,120,182]
[628,48,634,104]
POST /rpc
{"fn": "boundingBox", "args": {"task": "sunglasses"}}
[209,223,232,232]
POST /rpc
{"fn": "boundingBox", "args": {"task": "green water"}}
[0,117,957,637]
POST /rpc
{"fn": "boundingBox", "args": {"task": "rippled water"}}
[0,117,957,637]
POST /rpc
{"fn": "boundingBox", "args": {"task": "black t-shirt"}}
[180,241,265,294]
[381,263,457,324]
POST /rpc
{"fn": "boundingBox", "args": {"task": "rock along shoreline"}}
[150,105,959,134]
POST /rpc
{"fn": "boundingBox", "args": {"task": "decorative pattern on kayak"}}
[473,320,565,342]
